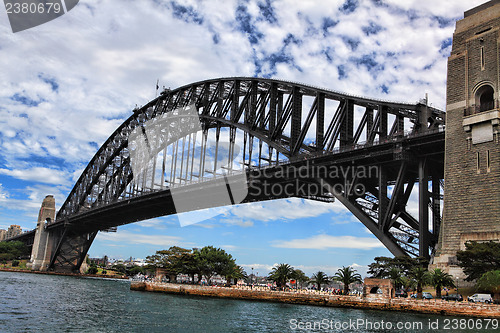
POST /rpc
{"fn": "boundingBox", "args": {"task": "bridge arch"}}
[46,77,445,272]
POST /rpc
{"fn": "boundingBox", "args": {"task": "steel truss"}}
[45,77,444,272]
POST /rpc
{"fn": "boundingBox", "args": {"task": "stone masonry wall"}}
[435,1,500,274]
[130,282,500,319]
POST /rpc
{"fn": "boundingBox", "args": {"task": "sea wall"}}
[0,267,128,279]
[130,282,500,319]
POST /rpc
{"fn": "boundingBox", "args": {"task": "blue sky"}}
[0,0,486,277]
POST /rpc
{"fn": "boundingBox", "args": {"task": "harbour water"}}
[0,271,496,332]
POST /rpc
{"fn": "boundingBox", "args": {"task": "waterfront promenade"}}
[131,281,500,319]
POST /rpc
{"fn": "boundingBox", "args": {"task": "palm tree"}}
[409,267,430,299]
[332,266,362,295]
[310,271,329,291]
[268,263,296,290]
[428,268,455,298]
[293,269,309,289]
[388,267,404,290]
[401,275,416,291]
[224,264,247,286]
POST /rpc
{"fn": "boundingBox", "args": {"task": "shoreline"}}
[0,267,129,280]
[131,281,500,319]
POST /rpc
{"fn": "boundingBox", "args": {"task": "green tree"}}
[223,263,247,286]
[367,256,394,278]
[401,275,416,291]
[332,266,362,295]
[0,241,29,261]
[409,267,430,299]
[428,268,455,298]
[475,270,500,301]
[368,256,428,278]
[456,241,500,281]
[195,246,235,285]
[177,251,202,283]
[310,271,329,291]
[293,269,309,289]
[113,264,127,274]
[268,263,296,290]
[146,246,192,282]
[87,264,98,275]
[127,266,146,276]
[388,267,404,290]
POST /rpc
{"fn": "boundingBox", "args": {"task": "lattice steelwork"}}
[42,77,445,271]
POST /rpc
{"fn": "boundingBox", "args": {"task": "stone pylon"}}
[431,0,500,278]
[27,195,56,271]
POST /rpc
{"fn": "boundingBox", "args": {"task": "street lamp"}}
[456,276,459,296]
[251,267,254,286]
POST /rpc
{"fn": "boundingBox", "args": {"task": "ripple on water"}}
[0,271,496,333]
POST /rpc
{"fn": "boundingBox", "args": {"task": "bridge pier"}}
[431,1,500,277]
[27,195,56,271]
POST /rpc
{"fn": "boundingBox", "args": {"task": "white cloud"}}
[240,263,276,274]
[220,218,254,228]
[0,184,8,200]
[229,198,348,222]
[220,244,238,251]
[0,167,70,185]
[294,263,369,278]
[96,230,189,247]
[331,215,359,225]
[0,184,66,223]
[135,218,177,229]
[271,234,385,250]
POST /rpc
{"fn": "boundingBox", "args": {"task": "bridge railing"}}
[240,126,445,179]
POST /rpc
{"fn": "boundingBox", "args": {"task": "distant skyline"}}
[0,0,487,277]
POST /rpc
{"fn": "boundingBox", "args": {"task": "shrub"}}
[87,265,98,275]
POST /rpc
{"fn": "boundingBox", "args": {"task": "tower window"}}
[475,84,495,113]
[487,150,491,173]
[480,47,485,70]
[477,152,481,173]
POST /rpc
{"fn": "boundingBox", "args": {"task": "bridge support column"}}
[27,195,56,271]
[418,159,430,259]
[431,1,500,277]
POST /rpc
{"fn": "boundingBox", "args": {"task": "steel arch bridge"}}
[23,77,447,272]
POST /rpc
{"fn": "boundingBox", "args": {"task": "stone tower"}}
[432,0,500,278]
[28,195,56,271]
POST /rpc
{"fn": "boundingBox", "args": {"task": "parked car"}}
[468,293,493,304]
[395,290,408,298]
[422,292,433,299]
[410,292,433,299]
[441,293,463,302]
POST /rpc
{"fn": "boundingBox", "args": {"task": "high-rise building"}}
[0,229,6,241]
[6,225,22,239]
